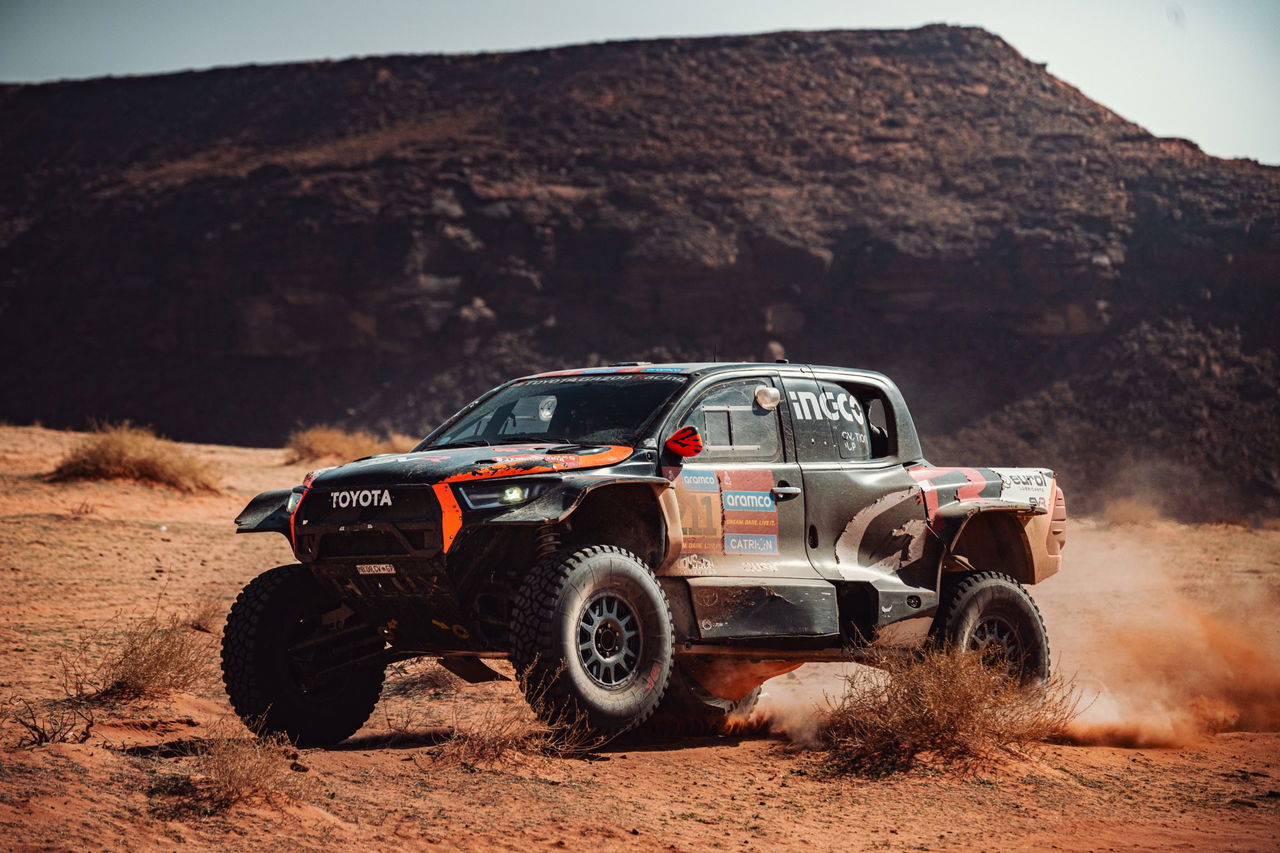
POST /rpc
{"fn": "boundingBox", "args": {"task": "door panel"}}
[663,376,815,581]
[781,374,940,595]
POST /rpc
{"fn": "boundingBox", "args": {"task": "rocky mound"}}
[0,25,1276,512]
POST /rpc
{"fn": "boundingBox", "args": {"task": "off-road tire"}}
[931,570,1050,684]
[511,545,674,737]
[222,564,386,746]
[640,664,761,736]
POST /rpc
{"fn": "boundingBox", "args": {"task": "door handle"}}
[771,485,802,500]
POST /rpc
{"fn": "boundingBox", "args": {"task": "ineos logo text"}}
[329,489,393,508]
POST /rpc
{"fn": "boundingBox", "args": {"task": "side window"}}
[865,396,893,459]
[680,378,781,462]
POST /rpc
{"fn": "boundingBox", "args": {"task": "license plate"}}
[356,563,397,575]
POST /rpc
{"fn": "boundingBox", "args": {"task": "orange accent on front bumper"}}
[433,483,463,553]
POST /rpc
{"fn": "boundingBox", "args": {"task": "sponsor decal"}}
[356,563,396,575]
[675,554,717,575]
[721,466,778,545]
[522,373,683,384]
[674,468,783,555]
[722,490,776,512]
[330,489,393,508]
[725,533,779,555]
[673,467,724,553]
[680,469,719,492]
[493,453,580,464]
[989,467,1055,506]
[787,389,866,424]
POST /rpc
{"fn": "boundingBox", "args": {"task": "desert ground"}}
[1,425,1277,851]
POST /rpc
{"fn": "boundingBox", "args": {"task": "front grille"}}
[317,531,407,559]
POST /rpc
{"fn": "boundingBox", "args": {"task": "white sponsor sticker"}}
[989,468,1055,507]
[356,563,397,575]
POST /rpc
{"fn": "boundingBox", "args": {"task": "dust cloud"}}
[749,520,1280,749]
[1038,520,1280,747]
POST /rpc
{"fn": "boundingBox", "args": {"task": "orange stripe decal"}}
[433,483,463,553]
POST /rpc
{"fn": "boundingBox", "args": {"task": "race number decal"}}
[673,467,723,554]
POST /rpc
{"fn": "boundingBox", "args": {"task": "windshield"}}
[419,374,688,449]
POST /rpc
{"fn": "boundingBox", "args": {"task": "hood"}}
[308,443,635,490]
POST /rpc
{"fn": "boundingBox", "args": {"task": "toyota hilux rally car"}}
[225,362,1067,744]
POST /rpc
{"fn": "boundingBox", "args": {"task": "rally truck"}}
[225,362,1067,744]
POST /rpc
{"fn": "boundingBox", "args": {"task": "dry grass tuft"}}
[144,725,306,816]
[819,649,1079,777]
[60,612,212,702]
[383,660,462,698]
[3,696,95,746]
[50,422,219,492]
[429,666,605,766]
[184,596,226,634]
[191,730,305,809]
[284,425,417,463]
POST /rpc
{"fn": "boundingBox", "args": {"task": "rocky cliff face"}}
[1,26,1277,509]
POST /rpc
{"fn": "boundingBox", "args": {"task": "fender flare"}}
[234,488,294,537]
[931,500,1043,586]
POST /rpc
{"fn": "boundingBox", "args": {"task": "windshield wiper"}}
[422,439,491,450]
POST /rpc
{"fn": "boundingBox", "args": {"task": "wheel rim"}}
[577,593,642,688]
[968,614,1023,673]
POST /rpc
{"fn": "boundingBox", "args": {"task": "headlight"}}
[458,480,553,510]
[286,489,304,513]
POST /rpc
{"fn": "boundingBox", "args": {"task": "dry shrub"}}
[60,612,212,702]
[50,422,218,492]
[184,596,226,634]
[284,425,416,463]
[3,696,95,746]
[383,659,462,698]
[191,730,304,810]
[819,649,1078,777]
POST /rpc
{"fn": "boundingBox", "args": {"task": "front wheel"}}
[931,571,1050,684]
[511,546,674,736]
[221,564,387,746]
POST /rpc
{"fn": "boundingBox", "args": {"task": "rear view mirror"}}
[665,426,703,458]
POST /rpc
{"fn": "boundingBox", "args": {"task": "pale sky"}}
[1,0,1277,164]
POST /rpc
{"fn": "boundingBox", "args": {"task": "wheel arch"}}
[942,510,1038,587]
[562,482,670,571]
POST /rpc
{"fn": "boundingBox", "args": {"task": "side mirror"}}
[755,386,781,411]
[664,426,703,458]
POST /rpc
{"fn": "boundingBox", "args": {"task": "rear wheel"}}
[931,570,1049,684]
[222,564,386,746]
[511,546,673,737]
